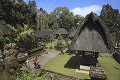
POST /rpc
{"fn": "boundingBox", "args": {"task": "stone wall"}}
[41,69,85,80]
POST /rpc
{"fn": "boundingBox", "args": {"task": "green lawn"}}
[43,54,90,79]
[43,52,120,80]
[100,57,120,80]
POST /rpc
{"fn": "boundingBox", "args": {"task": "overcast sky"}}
[24,0,120,17]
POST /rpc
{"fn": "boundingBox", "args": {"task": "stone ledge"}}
[42,69,86,80]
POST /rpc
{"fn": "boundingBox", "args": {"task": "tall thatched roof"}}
[69,12,113,53]
[68,29,77,38]
[0,23,11,35]
[54,28,69,35]
[34,29,53,37]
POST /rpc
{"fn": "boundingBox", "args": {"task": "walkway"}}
[23,49,67,73]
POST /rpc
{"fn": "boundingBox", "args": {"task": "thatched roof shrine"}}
[68,29,77,38]
[34,29,53,37]
[0,23,11,35]
[54,28,69,35]
[69,12,113,53]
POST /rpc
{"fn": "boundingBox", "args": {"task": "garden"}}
[0,1,120,80]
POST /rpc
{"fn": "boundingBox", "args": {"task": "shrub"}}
[12,71,56,80]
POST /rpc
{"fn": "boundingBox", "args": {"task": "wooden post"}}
[95,52,99,58]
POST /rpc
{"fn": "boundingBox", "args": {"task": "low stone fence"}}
[26,47,44,55]
[41,69,86,80]
[113,51,120,64]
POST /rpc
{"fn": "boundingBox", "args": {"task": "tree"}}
[37,8,49,30]
[100,4,119,32]
[74,15,84,29]
[28,0,37,27]
[49,7,84,31]
[100,4,120,44]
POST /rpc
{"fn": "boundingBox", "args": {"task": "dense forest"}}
[0,0,120,51]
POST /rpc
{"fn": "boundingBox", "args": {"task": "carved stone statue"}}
[2,43,28,80]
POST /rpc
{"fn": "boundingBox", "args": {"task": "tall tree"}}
[37,8,49,30]
[100,4,120,43]
[49,7,81,31]
[100,4,119,32]
[28,0,37,27]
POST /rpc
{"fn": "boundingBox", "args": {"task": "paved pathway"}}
[24,49,67,73]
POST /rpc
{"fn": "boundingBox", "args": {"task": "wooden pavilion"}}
[54,28,69,39]
[69,12,113,65]
[34,29,53,47]
[69,12,113,53]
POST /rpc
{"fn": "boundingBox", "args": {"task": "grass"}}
[43,54,90,79]
[100,57,120,80]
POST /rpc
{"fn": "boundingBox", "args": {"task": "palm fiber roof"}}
[69,12,113,53]
[0,23,11,35]
[34,29,53,37]
[54,28,69,35]
[68,29,77,38]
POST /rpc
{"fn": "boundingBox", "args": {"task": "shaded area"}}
[64,56,81,69]
[113,52,120,64]
[114,67,120,70]
[65,50,75,55]
[80,54,98,66]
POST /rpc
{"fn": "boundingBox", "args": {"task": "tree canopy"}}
[0,0,120,50]
[100,4,120,43]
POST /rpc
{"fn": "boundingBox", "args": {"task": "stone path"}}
[24,49,67,73]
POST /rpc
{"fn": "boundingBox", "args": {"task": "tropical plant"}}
[12,71,55,80]
[33,54,42,69]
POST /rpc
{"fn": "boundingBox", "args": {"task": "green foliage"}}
[48,7,84,31]
[37,8,49,30]
[45,40,71,50]
[6,24,18,32]
[45,43,55,50]
[100,4,119,30]
[56,40,71,50]
[100,4,120,44]
[0,0,37,27]
[16,24,24,32]
[12,71,55,80]
[16,29,35,51]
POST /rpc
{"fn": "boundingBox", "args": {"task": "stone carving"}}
[89,66,107,80]
[2,43,28,80]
